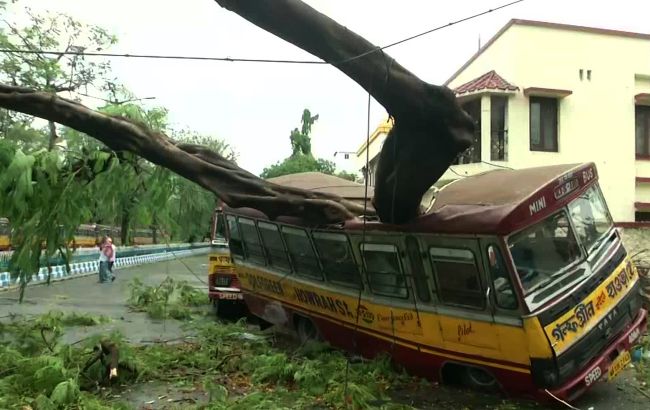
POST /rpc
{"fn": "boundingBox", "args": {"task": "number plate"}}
[608,350,631,381]
[217,292,243,300]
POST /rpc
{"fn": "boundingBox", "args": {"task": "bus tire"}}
[295,316,321,344]
[213,299,234,319]
[461,365,498,392]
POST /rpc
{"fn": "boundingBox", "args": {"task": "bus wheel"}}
[461,366,498,391]
[295,316,321,344]
[213,299,232,319]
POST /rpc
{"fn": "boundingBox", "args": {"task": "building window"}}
[456,99,481,164]
[361,243,408,298]
[530,97,558,152]
[490,96,508,161]
[430,247,484,309]
[635,211,650,222]
[636,105,650,157]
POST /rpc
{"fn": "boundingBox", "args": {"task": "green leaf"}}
[49,379,79,406]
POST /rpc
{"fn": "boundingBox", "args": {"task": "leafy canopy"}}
[260,109,357,181]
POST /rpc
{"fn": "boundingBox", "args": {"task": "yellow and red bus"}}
[207,204,246,317]
[223,163,646,402]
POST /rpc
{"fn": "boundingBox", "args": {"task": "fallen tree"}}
[0,0,474,225]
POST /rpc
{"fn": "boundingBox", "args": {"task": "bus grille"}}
[556,282,641,383]
[212,270,240,289]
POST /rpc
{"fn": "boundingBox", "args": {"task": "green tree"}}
[0,2,116,150]
[335,170,357,182]
[63,87,171,245]
[261,109,352,180]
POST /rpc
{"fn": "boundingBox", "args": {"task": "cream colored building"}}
[355,19,650,225]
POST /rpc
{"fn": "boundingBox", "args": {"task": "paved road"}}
[0,255,647,409]
[0,255,210,344]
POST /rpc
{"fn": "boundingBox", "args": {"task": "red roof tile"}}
[453,70,518,95]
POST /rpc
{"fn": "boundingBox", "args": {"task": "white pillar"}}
[481,94,492,162]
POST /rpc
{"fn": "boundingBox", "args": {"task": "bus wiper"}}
[527,277,554,294]
[586,230,612,255]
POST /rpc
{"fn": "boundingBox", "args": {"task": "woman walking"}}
[98,237,112,283]
[107,237,116,281]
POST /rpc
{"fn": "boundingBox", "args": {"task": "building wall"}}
[446,23,650,223]
[356,22,650,223]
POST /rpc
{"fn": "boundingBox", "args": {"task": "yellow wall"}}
[357,22,650,223]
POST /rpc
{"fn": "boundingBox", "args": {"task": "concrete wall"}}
[446,23,650,223]
[357,22,650,224]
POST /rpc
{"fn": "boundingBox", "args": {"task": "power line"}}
[338,0,526,64]
[0,48,326,64]
[0,0,526,66]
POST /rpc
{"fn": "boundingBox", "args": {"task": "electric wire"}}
[0,0,526,66]
[343,89,372,399]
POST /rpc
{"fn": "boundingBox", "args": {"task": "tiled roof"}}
[453,70,518,95]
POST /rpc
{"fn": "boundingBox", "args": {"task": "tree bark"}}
[47,120,58,151]
[0,84,368,225]
[0,0,475,225]
[213,0,476,223]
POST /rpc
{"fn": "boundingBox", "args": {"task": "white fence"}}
[0,244,210,290]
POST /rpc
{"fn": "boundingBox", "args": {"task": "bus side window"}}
[487,245,518,310]
[258,222,291,272]
[361,243,408,299]
[238,218,266,265]
[405,236,431,303]
[313,232,361,289]
[281,227,322,279]
[225,215,245,258]
[430,247,484,309]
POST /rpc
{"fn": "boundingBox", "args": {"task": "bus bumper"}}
[545,308,647,402]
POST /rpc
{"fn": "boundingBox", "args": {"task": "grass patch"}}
[0,278,543,410]
[127,276,207,320]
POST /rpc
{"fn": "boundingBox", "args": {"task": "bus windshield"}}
[568,185,613,253]
[508,211,582,296]
[508,185,615,310]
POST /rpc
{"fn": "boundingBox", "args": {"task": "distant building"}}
[355,19,650,225]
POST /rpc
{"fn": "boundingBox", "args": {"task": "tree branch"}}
[213,0,476,223]
[0,84,370,225]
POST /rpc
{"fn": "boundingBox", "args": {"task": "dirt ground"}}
[1,255,648,409]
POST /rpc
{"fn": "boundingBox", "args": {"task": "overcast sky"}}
[6,0,650,174]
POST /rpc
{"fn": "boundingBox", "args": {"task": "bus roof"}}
[345,162,598,235]
[228,163,599,236]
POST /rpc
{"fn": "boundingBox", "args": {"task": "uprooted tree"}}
[0,0,474,226]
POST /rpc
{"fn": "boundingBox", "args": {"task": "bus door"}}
[479,238,529,364]
[425,236,500,352]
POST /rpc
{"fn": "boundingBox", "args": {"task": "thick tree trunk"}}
[0,0,475,225]
[120,206,130,246]
[213,0,475,223]
[47,120,58,151]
